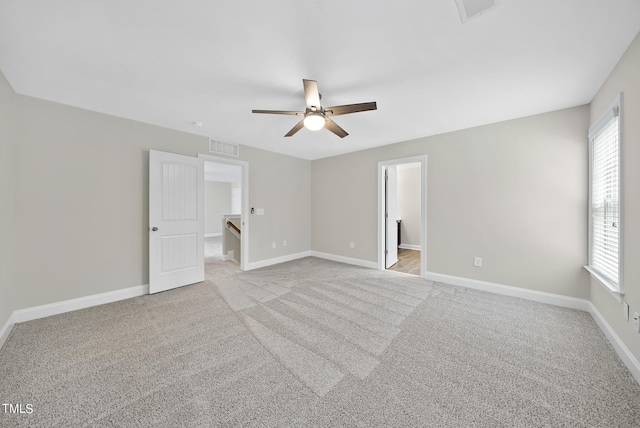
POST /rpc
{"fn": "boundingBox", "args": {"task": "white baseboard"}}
[223,250,234,261]
[2,263,638,386]
[399,244,421,250]
[310,251,378,270]
[245,251,312,271]
[424,271,591,311]
[587,301,640,385]
[0,313,15,350]
[12,284,149,324]
[205,233,222,238]
[425,270,640,385]
[0,284,149,352]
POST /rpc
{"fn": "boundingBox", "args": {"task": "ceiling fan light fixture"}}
[303,112,326,131]
[252,79,376,138]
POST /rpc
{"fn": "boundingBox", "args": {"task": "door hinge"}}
[385,250,388,255]
[385,212,388,218]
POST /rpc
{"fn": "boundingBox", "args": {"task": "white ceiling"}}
[1,1,639,160]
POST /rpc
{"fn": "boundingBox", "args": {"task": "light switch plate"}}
[256,208,265,215]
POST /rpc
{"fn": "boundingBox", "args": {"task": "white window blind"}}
[588,98,621,290]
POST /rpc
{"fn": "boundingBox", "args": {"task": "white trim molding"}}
[588,301,640,385]
[198,153,250,271]
[311,251,378,270]
[0,284,149,352]
[223,250,235,262]
[205,233,222,238]
[0,313,15,350]
[244,251,312,271]
[13,284,149,324]
[425,271,591,311]
[1,264,639,385]
[399,244,421,251]
[377,155,427,277]
[584,265,624,303]
[425,270,640,384]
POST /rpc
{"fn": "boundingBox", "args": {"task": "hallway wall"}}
[397,164,421,248]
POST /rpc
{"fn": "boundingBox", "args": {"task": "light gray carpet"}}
[204,236,222,259]
[1,257,639,427]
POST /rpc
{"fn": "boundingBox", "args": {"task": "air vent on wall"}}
[209,139,239,157]
[455,0,497,23]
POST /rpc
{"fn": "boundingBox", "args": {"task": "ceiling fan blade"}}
[324,102,377,116]
[252,109,303,115]
[303,79,321,110]
[324,117,348,138]
[284,119,305,137]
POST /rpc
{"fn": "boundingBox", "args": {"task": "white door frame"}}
[377,155,427,277]
[384,165,399,268]
[198,153,249,271]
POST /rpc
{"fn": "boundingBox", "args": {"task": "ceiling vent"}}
[455,0,497,22]
[209,139,239,157]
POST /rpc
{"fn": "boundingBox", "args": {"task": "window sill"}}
[584,265,624,303]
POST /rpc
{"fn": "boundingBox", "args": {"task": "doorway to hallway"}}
[387,248,421,275]
[199,153,249,271]
[378,156,427,277]
[203,160,242,261]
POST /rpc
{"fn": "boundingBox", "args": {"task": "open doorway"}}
[378,156,427,277]
[203,161,241,260]
[199,154,249,271]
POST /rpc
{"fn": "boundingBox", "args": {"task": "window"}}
[586,94,623,297]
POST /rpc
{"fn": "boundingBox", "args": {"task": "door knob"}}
[151,227,158,232]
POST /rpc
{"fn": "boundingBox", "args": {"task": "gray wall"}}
[397,165,421,247]
[589,32,640,362]
[0,71,15,331]
[3,34,637,365]
[205,181,231,235]
[312,105,590,299]
[240,146,311,262]
[9,88,311,310]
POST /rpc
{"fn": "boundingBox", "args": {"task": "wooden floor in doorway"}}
[388,248,420,276]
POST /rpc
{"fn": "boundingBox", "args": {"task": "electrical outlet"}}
[350,241,355,249]
[271,241,276,249]
[633,312,640,333]
[283,240,287,247]
[623,301,630,321]
[474,257,482,267]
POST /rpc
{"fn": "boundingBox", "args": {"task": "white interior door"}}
[385,166,398,268]
[149,150,204,294]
